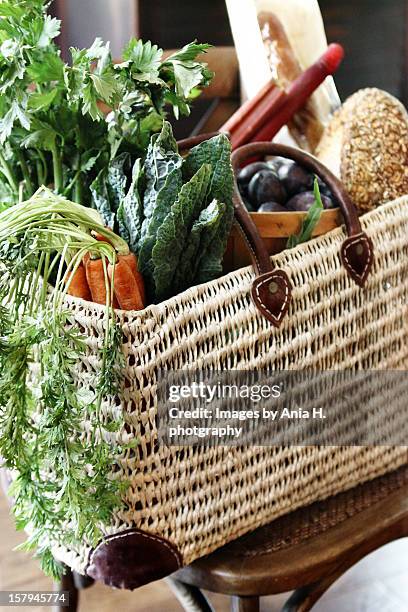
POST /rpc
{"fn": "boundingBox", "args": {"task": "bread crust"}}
[317,88,408,211]
[258,11,324,151]
[258,11,301,88]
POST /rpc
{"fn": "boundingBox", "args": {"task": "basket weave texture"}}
[52,197,408,573]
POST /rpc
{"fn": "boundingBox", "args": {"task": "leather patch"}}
[341,232,374,287]
[86,529,183,590]
[251,270,292,327]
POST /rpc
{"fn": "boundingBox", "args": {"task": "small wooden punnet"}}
[224,142,344,272]
[224,208,342,272]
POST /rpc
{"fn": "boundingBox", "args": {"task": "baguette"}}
[258,11,325,151]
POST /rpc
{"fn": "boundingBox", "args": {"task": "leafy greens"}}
[0,0,212,207]
[95,121,235,303]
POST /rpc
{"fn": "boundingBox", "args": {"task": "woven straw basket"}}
[16,144,408,588]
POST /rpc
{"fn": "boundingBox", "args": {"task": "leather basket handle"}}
[178,136,374,327]
[232,143,374,286]
[233,189,293,327]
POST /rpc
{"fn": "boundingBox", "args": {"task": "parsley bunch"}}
[0,0,212,208]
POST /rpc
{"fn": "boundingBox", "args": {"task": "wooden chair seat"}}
[170,466,408,611]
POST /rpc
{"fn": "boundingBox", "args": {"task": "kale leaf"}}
[172,198,225,292]
[117,159,144,254]
[113,123,235,303]
[183,134,234,283]
[151,163,212,301]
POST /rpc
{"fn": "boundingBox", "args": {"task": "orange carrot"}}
[83,252,122,307]
[66,262,92,301]
[82,252,90,268]
[85,257,109,305]
[87,233,145,308]
[93,236,146,305]
[118,253,146,305]
[108,259,144,311]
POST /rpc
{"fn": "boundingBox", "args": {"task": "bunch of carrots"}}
[67,232,146,311]
[0,189,146,312]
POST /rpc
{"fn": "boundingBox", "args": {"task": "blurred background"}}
[50,0,408,140]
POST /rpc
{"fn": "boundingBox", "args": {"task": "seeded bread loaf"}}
[316,88,408,212]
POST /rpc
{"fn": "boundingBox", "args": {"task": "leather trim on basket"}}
[85,529,183,590]
[251,270,292,327]
[341,232,374,287]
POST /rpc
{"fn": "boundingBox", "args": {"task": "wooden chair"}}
[59,465,408,612]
